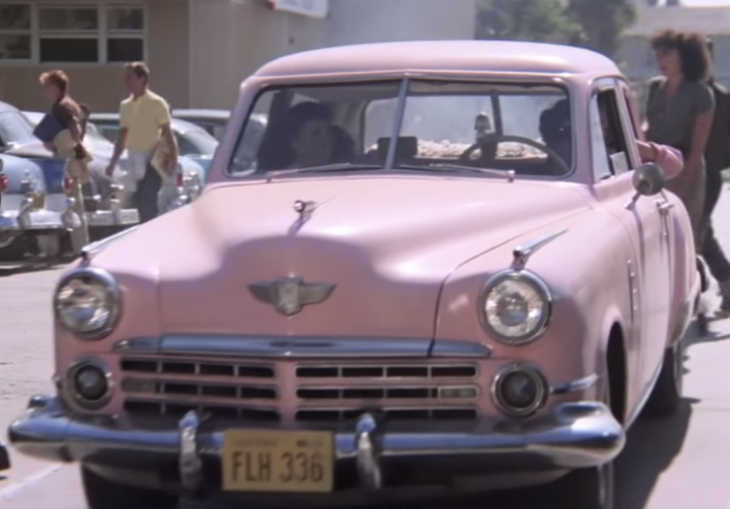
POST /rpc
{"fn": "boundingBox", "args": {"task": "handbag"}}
[33,113,66,143]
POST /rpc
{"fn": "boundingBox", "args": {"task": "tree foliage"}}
[566,0,637,57]
[475,0,582,44]
[475,0,637,58]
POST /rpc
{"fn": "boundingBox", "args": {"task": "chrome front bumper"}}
[9,395,625,494]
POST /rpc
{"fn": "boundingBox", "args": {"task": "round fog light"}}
[492,364,547,417]
[68,359,112,408]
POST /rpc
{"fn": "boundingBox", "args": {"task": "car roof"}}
[0,101,20,113]
[89,112,204,134]
[173,109,230,120]
[22,111,44,122]
[254,40,620,79]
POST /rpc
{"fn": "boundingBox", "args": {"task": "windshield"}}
[0,110,38,146]
[228,79,572,178]
[177,128,219,156]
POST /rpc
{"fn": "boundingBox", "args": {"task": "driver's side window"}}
[591,88,631,181]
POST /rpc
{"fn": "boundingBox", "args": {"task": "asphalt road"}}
[3,192,730,509]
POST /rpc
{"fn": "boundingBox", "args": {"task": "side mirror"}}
[632,162,665,196]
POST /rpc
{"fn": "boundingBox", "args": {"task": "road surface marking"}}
[0,465,64,500]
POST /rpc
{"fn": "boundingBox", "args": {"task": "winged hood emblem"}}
[248,277,336,316]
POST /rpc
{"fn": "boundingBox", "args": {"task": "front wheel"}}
[81,465,179,509]
[642,340,684,418]
[548,462,614,509]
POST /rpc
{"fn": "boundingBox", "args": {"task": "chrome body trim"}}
[491,362,548,418]
[551,373,599,395]
[512,229,568,269]
[248,277,337,317]
[54,267,121,341]
[112,335,492,359]
[65,357,114,410]
[477,269,552,346]
[9,396,626,478]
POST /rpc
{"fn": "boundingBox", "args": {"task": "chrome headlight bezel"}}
[65,357,114,409]
[478,269,552,346]
[491,362,549,418]
[53,267,121,340]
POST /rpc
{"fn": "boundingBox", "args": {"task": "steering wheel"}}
[460,134,571,175]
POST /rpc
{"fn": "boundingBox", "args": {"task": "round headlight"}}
[492,363,548,417]
[54,268,120,340]
[480,271,551,345]
[67,358,112,408]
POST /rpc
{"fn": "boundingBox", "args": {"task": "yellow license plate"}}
[222,429,334,493]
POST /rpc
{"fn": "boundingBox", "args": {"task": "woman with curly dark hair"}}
[645,29,715,250]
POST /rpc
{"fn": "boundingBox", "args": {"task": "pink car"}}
[9,41,700,509]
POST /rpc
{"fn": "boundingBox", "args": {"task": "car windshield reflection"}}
[228,79,573,179]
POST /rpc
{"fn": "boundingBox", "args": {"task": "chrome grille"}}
[120,357,279,422]
[120,358,275,378]
[296,364,477,379]
[118,358,479,423]
[296,408,478,422]
[294,362,479,422]
[123,400,280,422]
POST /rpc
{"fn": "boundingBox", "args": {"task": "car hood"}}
[92,175,590,339]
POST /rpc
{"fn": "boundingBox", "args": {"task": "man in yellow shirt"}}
[105,61,178,222]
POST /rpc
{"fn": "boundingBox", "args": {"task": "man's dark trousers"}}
[703,168,730,284]
[133,165,162,223]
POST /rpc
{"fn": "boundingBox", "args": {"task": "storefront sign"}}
[268,0,328,18]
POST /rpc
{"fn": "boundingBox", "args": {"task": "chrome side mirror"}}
[632,162,665,196]
[625,162,665,210]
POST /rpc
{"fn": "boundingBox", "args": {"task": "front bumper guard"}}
[9,396,625,492]
[0,197,79,232]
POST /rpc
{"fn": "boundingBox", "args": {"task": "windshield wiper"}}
[396,163,516,182]
[266,163,383,180]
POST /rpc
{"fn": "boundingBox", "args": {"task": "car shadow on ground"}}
[614,397,696,509]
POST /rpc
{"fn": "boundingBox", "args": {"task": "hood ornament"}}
[248,277,336,316]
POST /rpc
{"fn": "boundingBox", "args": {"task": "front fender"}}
[435,209,636,411]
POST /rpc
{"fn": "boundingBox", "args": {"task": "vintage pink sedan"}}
[9,41,700,509]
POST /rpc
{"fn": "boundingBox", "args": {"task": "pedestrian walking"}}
[699,38,730,316]
[645,30,715,250]
[105,61,178,223]
[37,70,91,252]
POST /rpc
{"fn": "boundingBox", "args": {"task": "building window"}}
[0,4,32,60]
[0,3,145,63]
[106,5,145,62]
[39,6,99,62]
